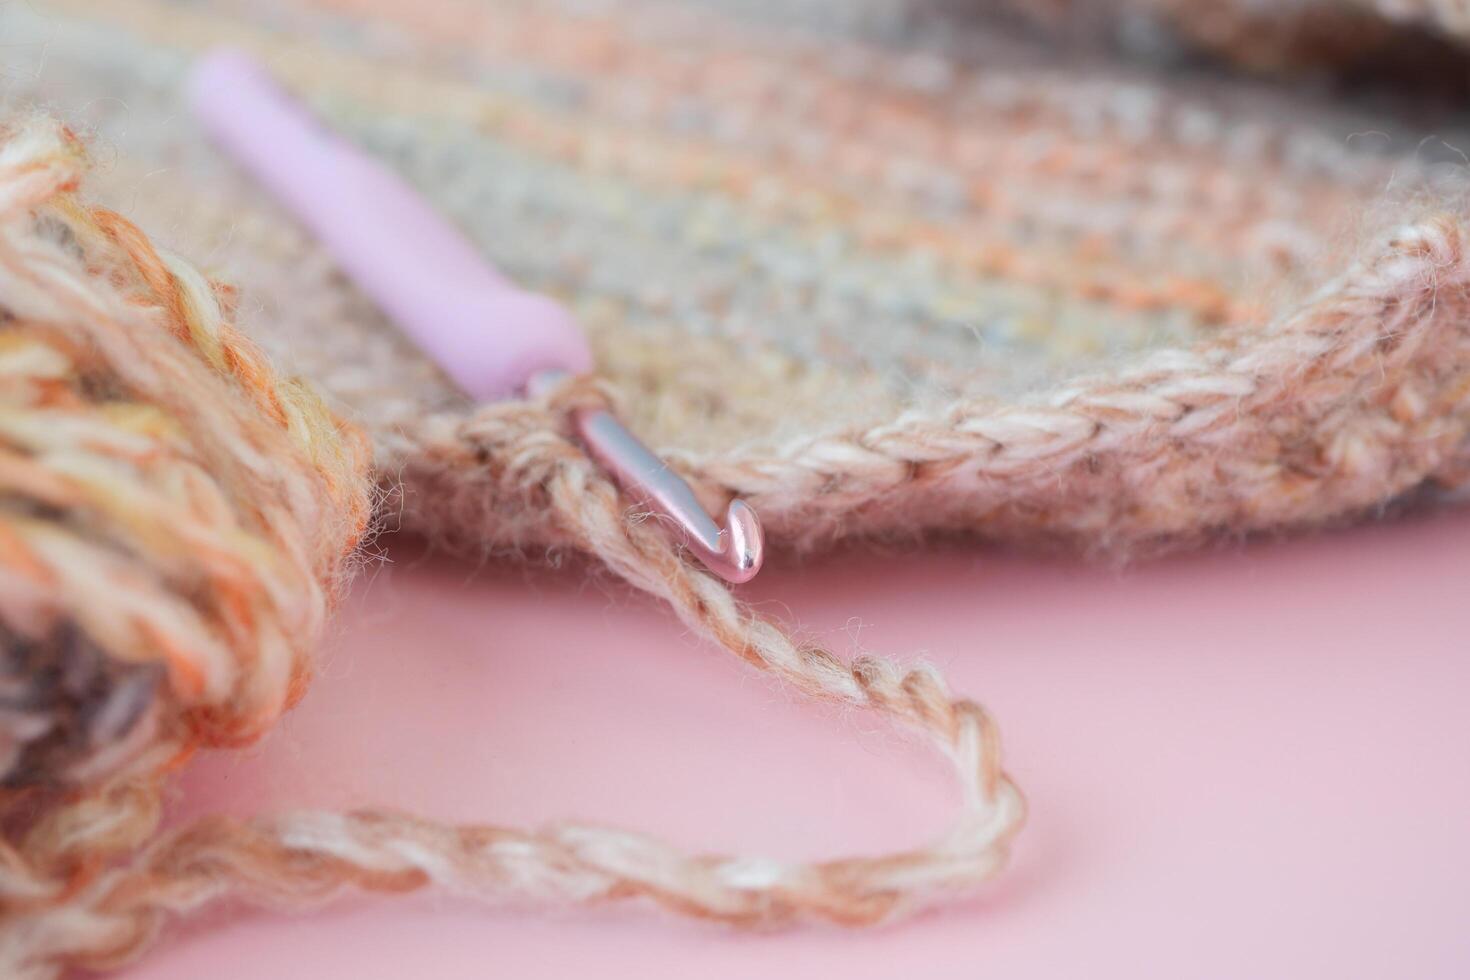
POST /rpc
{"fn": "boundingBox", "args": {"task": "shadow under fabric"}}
[3,0,1470,974]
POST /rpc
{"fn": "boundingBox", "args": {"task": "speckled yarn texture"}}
[0,122,1024,975]
[6,0,1470,560]
[5,0,1470,973]
[0,119,375,975]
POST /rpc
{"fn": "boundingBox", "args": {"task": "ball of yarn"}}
[0,118,371,964]
[0,115,1020,977]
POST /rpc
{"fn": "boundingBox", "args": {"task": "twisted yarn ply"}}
[0,122,1023,976]
[0,119,376,973]
[14,0,1470,560]
[6,0,1470,972]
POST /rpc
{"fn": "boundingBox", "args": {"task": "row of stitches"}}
[319,64,1270,325]
[269,0,1387,271]
[20,42,468,432]
[2,27,906,425]
[329,0,1416,187]
[337,97,1201,382]
[31,8,1240,367]
[255,16,1272,321]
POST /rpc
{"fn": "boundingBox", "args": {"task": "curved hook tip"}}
[563,398,766,584]
[717,499,764,584]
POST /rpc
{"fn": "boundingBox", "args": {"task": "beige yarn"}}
[12,0,1470,560]
[0,118,372,973]
[5,0,1470,973]
[0,121,1023,977]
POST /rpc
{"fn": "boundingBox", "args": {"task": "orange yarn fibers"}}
[0,118,1025,976]
[0,119,372,973]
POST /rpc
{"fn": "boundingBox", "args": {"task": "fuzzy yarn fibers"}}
[27,0,1470,563]
[0,119,374,975]
[0,121,1023,976]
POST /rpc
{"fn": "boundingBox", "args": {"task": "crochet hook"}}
[187,49,763,584]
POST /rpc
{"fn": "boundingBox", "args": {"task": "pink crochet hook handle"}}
[189,49,762,583]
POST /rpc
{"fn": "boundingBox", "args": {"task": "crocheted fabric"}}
[5,3,1470,973]
[7,0,1470,559]
[0,122,1024,975]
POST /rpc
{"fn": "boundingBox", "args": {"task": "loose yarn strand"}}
[11,447,1027,975]
[0,119,369,977]
[0,117,1025,976]
[104,208,1469,974]
[9,80,1470,980]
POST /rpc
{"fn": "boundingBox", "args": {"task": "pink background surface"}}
[127,511,1470,979]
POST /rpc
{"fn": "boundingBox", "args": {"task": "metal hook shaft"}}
[531,372,764,584]
[188,52,765,582]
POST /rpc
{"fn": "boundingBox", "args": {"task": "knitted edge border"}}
[395,211,1470,561]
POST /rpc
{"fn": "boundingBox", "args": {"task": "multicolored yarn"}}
[0,115,1021,979]
[4,0,1470,974]
[9,0,1470,558]
[0,119,373,972]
